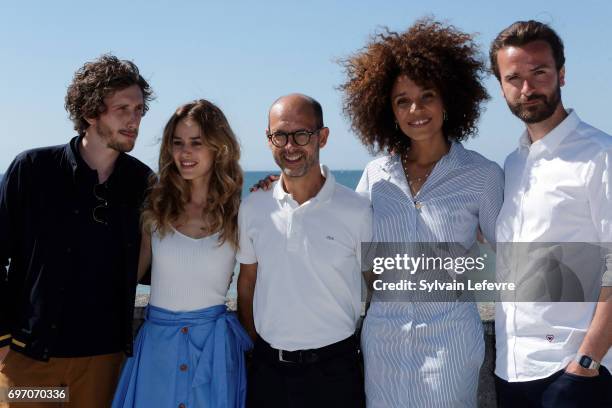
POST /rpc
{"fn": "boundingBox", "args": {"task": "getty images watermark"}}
[361,242,611,302]
[371,252,513,292]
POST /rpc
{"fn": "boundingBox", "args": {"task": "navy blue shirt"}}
[0,136,152,360]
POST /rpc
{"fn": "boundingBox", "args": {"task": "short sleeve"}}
[236,202,257,264]
[355,167,370,197]
[356,204,375,272]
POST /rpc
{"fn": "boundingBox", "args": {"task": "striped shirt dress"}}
[357,142,504,407]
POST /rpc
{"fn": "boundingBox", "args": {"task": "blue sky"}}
[1,0,611,172]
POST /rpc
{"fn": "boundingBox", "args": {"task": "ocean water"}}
[242,169,362,197]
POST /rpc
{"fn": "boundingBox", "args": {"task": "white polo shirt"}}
[495,110,612,381]
[237,165,372,351]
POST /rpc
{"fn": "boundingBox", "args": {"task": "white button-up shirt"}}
[237,165,372,351]
[495,110,612,381]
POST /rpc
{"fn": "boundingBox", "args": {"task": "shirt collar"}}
[272,164,335,204]
[381,140,463,173]
[66,134,128,184]
[518,109,580,154]
[66,135,97,184]
[65,135,82,175]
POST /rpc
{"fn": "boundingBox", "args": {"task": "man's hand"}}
[569,287,612,377]
[564,359,599,377]
[249,174,279,192]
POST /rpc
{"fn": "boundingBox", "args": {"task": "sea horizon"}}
[0,169,363,185]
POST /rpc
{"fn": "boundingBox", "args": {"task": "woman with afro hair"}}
[341,19,503,407]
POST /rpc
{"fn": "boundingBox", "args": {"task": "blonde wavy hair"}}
[142,99,243,248]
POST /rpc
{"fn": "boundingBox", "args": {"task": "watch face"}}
[579,355,593,368]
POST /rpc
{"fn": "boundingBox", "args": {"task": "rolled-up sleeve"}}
[587,147,612,286]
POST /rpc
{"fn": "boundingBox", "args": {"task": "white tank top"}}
[149,227,235,312]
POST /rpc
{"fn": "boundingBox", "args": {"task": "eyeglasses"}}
[93,183,109,225]
[266,128,323,147]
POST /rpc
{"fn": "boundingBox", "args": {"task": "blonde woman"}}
[112,100,252,408]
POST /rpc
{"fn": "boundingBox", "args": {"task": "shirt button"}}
[179,364,188,372]
[181,327,188,334]
[73,209,79,215]
[414,201,423,210]
[66,247,72,254]
[51,324,57,329]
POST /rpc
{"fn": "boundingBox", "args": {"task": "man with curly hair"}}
[0,54,154,407]
[492,21,612,407]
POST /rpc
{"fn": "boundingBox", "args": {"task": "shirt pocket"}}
[527,328,584,357]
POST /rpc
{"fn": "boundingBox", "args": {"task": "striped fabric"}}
[357,142,504,407]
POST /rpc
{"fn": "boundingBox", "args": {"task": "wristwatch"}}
[574,354,601,370]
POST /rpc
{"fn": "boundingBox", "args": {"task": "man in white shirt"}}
[237,94,372,408]
[490,20,612,407]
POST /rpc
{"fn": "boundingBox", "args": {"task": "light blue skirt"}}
[112,304,253,408]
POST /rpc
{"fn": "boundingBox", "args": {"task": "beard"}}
[96,121,137,153]
[507,83,562,124]
[273,147,319,178]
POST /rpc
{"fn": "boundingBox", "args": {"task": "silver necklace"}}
[401,153,436,196]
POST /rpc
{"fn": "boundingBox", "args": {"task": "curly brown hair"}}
[65,54,154,136]
[340,18,489,154]
[141,99,243,248]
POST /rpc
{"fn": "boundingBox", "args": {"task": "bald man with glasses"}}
[237,93,371,408]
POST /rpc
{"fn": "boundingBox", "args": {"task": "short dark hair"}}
[308,96,324,129]
[65,54,154,136]
[490,20,565,81]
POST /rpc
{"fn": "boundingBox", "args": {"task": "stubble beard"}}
[275,148,319,178]
[508,84,562,124]
[96,121,136,153]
